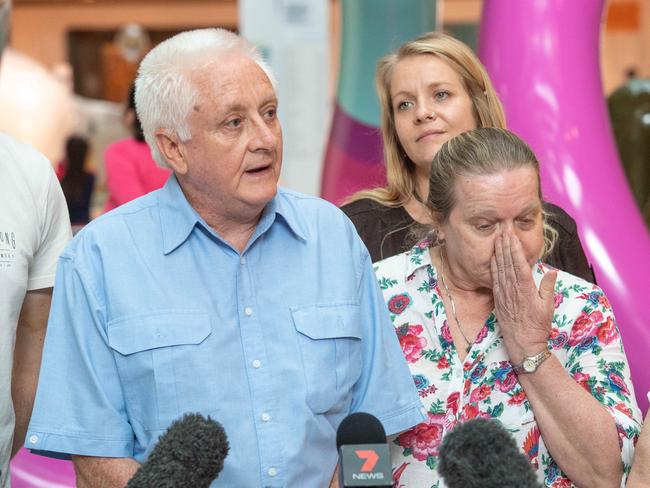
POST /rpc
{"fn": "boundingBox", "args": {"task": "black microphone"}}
[126,412,229,488]
[438,417,542,488]
[336,412,392,487]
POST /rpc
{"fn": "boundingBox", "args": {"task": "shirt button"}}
[268,467,277,477]
[240,257,246,265]
[261,412,271,422]
[29,435,39,444]
[252,359,261,368]
[244,307,253,316]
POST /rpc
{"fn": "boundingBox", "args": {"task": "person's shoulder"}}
[543,201,578,235]
[276,188,365,248]
[537,262,602,307]
[373,247,412,276]
[65,192,160,256]
[340,198,388,216]
[0,132,52,176]
[277,187,345,217]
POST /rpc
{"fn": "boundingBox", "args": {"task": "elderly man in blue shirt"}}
[26,28,424,487]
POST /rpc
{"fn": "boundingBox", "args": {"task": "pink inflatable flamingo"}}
[479,0,650,413]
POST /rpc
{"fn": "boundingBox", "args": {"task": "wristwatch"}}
[513,349,551,374]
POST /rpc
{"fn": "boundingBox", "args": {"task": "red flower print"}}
[597,317,618,345]
[396,324,427,363]
[446,391,460,417]
[494,370,518,393]
[392,462,409,488]
[508,390,527,406]
[469,384,491,403]
[553,292,564,308]
[460,403,479,420]
[388,294,412,314]
[474,326,488,344]
[568,310,603,346]
[441,320,453,344]
[614,402,633,419]
[437,356,450,370]
[396,413,446,461]
[598,294,611,309]
[572,372,592,393]
[522,425,541,464]
[551,477,572,488]
[608,370,629,395]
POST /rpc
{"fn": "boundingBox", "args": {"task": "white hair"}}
[135,28,276,168]
[0,0,11,57]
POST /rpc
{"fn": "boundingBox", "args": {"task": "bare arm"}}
[11,288,52,457]
[73,455,140,488]
[492,232,621,487]
[328,464,340,488]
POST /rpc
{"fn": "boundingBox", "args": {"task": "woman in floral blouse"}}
[375,128,642,487]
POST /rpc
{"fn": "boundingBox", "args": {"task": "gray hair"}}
[428,127,558,259]
[0,0,11,58]
[135,28,275,168]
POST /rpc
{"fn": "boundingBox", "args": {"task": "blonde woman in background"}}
[341,32,595,284]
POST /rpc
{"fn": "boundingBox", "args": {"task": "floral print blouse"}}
[375,241,642,488]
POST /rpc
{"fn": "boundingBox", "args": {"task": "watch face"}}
[523,358,536,372]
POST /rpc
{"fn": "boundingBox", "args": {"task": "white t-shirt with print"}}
[0,133,71,487]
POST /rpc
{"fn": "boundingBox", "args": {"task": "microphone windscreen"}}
[336,412,387,448]
[438,417,542,488]
[126,412,229,488]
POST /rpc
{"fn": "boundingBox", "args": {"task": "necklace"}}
[439,249,472,353]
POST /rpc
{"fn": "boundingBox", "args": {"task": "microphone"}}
[438,417,542,488]
[336,412,391,487]
[126,412,229,488]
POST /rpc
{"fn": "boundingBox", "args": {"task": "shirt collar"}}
[159,179,309,254]
[159,175,201,254]
[404,238,435,280]
[260,188,309,242]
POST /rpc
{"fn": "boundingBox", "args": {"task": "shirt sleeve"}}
[26,251,135,458]
[28,163,72,291]
[349,248,426,435]
[563,286,643,482]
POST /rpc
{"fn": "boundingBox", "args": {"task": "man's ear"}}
[155,130,188,175]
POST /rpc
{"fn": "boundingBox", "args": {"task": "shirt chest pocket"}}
[291,304,363,414]
[107,311,214,430]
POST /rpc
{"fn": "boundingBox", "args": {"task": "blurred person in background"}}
[102,83,170,212]
[0,1,71,486]
[59,135,95,232]
[341,32,595,284]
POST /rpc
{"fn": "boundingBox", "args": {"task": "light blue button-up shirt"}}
[27,176,424,487]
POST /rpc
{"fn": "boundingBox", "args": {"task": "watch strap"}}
[513,349,551,374]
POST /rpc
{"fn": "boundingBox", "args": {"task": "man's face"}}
[177,53,282,222]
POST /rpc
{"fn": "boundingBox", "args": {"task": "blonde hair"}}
[428,128,558,258]
[347,32,506,207]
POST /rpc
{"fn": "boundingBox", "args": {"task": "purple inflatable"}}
[10,448,74,487]
[479,0,650,413]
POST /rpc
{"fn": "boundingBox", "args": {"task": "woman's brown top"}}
[341,198,596,283]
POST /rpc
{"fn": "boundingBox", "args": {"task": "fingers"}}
[539,269,558,300]
[508,232,532,284]
[494,233,507,286]
[490,254,500,292]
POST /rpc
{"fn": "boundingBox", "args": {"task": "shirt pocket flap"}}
[291,304,362,340]
[107,311,211,355]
